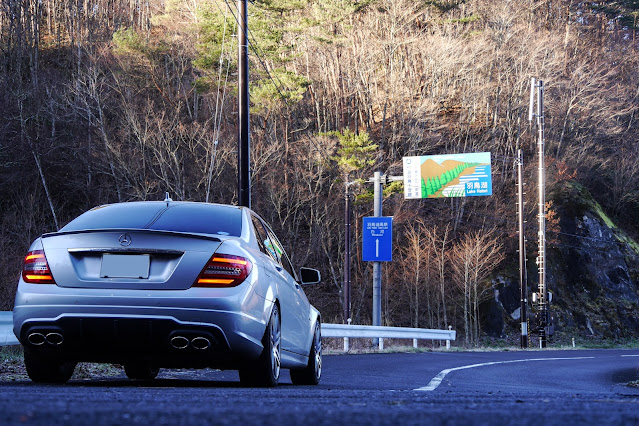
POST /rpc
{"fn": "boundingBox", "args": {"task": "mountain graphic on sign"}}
[419,159,487,198]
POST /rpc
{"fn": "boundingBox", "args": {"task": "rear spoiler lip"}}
[67,247,185,255]
[42,228,224,243]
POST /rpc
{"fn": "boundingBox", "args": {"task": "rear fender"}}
[214,241,278,303]
[301,307,321,357]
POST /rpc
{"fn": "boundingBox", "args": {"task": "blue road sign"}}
[363,217,393,262]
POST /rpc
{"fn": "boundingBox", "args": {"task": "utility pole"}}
[237,0,250,208]
[344,183,352,324]
[530,77,548,348]
[516,148,528,349]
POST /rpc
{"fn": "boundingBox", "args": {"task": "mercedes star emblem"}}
[118,234,132,247]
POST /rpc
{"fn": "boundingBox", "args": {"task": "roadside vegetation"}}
[1,0,639,346]
[0,346,121,381]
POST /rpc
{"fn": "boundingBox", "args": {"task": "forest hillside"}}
[1,0,639,346]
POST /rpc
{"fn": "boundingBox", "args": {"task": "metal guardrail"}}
[0,311,19,346]
[0,311,457,350]
[322,323,456,351]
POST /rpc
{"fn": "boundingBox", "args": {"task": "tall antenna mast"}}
[530,77,548,348]
[237,0,251,208]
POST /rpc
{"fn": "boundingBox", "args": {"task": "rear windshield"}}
[61,202,242,237]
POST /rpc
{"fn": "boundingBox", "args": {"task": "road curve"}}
[0,349,638,425]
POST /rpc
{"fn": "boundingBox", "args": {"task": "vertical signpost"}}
[373,172,383,345]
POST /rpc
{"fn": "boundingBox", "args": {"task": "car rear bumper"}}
[17,315,258,368]
[13,287,271,368]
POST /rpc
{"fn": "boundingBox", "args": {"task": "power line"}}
[223,0,295,110]
[206,0,234,202]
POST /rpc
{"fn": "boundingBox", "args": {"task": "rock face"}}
[484,181,639,341]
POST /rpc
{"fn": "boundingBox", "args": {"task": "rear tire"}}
[124,363,160,380]
[24,349,76,384]
[239,304,281,387]
[290,322,321,385]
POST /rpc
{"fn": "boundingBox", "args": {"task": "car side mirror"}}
[299,267,321,285]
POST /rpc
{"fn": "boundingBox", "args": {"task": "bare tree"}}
[451,229,504,346]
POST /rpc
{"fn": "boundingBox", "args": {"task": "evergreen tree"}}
[195,0,309,114]
[328,129,378,175]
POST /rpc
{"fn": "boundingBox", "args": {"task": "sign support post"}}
[362,173,402,348]
[363,172,400,348]
[372,171,382,345]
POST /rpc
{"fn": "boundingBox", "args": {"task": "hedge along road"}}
[0,348,638,425]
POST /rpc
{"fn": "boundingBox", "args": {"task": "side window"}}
[251,215,279,262]
[264,226,296,280]
[279,250,296,281]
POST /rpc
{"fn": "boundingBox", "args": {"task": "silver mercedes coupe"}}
[13,200,322,387]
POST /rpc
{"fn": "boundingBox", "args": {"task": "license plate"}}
[100,254,150,279]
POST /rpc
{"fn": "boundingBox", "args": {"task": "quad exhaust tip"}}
[27,332,46,346]
[191,337,211,350]
[170,336,190,350]
[27,332,64,346]
[46,332,64,345]
[170,335,211,350]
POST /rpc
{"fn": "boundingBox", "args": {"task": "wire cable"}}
[206,0,233,202]
[223,0,295,109]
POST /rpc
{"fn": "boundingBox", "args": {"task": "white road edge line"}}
[415,357,596,392]
[621,355,639,357]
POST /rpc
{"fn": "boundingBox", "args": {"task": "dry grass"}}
[0,345,122,382]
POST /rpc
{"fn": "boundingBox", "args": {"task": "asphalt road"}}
[1,348,639,425]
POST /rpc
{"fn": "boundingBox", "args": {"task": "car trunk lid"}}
[41,229,223,290]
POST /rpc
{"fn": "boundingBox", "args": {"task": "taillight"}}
[194,254,252,288]
[22,250,56,284]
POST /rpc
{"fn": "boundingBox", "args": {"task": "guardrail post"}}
[343,318,351,352]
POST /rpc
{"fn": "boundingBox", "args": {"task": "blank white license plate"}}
[100,254,150,279]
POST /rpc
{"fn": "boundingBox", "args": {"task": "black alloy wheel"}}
[290,321,321,385]
[239,304,281,387]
